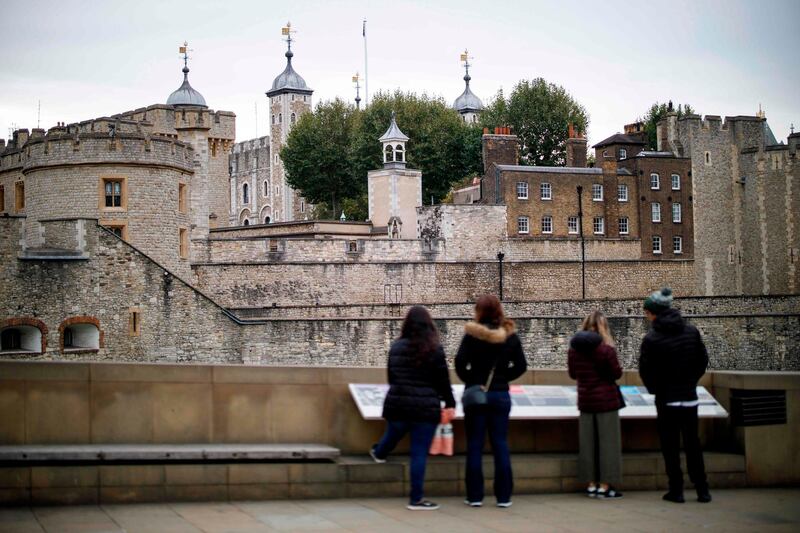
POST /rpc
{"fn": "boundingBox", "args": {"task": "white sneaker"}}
[407,500,439,511]
[369,447,386,464]
[496,501,512,508]
[464,500,482,507]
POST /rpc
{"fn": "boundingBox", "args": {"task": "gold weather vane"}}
[460,49,473,77]
[179,41,194,69]
[282,22,296,51]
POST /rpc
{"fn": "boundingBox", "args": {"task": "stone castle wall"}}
[2,217,797,370]
[192,259,696,308]
[0,217,242,363]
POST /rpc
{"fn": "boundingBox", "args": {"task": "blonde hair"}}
[581,310,615,347]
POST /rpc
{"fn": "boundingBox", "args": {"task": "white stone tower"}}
[453,49,483,124]
[367,113,421,238]
[266,22,313,222]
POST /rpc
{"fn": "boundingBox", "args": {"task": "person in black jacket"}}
[455,294,527,508]
[639,287,712,504]
[370,305,456,511]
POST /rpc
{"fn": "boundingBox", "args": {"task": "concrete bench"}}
[0,444,341,463]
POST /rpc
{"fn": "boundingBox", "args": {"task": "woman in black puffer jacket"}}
[371,306,456,511]
[455,294,527,508]
[568,310,624,499]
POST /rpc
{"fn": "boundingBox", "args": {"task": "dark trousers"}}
[656,405,708,493]
[373,419,437,504]
[464,391,513,504]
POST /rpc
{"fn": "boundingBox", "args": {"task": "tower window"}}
[129,308,141,337]
[516,182,528,200]
[593,216,605,235]
[592,184,603,201]
[395,144,404,162]
[243,183,249,204]
[179,228,189,259]
[517,216,529,234]
[384,144,394,163]
[652,202,662,223]
[290,113,296,125]
[618,184,628,202]
[178,182,188,213]
[619,217,629,235]
[264,180,269,197]
[650,173,660,190]
[14,181,25,212]
[568,216,578,234]
[652,236,662,254]
[279,113,282,124]
[705,151,711,165]
[541,216,553,234]
[100,177,126,210]
[0,186,4,212]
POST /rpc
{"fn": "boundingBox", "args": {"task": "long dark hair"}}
[400,305,440,363]
[474,294,513,329]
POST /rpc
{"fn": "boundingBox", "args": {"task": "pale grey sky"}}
[1,0,797,148]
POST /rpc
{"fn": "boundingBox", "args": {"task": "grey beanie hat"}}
[644,287,673,314]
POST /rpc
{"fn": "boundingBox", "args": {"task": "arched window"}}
[279,113,283,124]
[395,144,405,162]
[1,318,47,353]
[264,216,271,224]
[242,183,249,204]
[243,219,250,226]
[59,318,101,353]
[290,113,296,125]
[384,144,394,163]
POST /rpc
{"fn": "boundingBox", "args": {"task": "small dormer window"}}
[619,148,627,160]
[395,144,404,162]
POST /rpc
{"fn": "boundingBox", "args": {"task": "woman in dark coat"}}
[568,310,624,498]
[455,294,527,508]
[370,305,456,511]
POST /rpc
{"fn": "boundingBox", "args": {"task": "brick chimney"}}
[565,123,587,168]
[482,126,519,175]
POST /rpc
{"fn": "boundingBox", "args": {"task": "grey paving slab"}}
[2,489,798,533]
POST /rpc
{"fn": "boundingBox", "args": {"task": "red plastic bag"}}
[429,423,454,456]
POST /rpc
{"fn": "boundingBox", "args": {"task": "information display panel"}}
[348,384,728,420]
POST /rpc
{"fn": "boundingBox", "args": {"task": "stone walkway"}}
[1,489,798,532]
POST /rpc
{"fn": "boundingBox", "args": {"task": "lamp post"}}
[497,251,505,300]
[576,185,586,299]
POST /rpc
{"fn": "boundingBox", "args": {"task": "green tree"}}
[281,98,361,218]
[352,91,482,203]
[283,91,483,221]
[639,101,696,149]
[481,79,589,166]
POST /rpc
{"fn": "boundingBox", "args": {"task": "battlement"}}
[113,104,236,139]
[14,129,194,175]
[233,136,269,154]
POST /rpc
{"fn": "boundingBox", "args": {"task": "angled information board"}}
[348,384,727,420]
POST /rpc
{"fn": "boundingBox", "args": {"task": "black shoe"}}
[663,491,685,503]
[697,488,712,503]
[407,500,439,511]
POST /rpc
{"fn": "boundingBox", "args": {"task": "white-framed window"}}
[617,184,628,202]
[653,236,662,254]
[592,184,603,201]
[619,148,627,160]
[619,217,629,235]
[568,216,579,234]
[651,202,661,223]
[516,182,529,200]
[541,216,553,234]
[671,173,680,190]
[673,236,683,254]
[602,150,608,158]
[517,216,529,234]
[593,216,604,235]
[540,182,552,200]
[672,202,682,223]
[650,173,660,190]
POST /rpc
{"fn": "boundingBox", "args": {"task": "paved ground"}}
[1,489,798,532]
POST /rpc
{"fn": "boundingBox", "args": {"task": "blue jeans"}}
[373,419,438,503]
[464,391,512,503]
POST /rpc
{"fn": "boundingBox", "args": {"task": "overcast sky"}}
[1,0,797,148]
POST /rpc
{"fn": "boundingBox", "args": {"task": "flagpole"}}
[363,18,368,107]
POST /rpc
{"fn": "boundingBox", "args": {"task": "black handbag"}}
[461,357,498,408]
